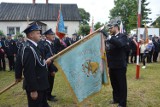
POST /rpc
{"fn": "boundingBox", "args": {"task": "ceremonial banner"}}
[56,5,65,39]
[143,24,149,43]
[54,31,109,104]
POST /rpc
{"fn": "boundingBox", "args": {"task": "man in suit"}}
[3,34,17,71]
[40,29,58,101]
[106,22,128,107]
[15,23,51,107]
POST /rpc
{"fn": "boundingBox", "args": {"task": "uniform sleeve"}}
[109,34,128,48]
[44,45,58,73]
[44,44,52,59]
[48,63,58,73]
[23,48,38,91]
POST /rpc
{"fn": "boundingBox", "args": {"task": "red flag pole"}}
[136,0,141,79]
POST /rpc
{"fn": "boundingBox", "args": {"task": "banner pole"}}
[49,27,103,61]
[0,82,17,95]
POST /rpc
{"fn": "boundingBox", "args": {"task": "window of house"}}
[16,27,20,34]
[7,27,20,35]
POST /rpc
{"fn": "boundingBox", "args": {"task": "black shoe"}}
[50,95,56,98]
[109,100,118,104]
[47,97,58,102]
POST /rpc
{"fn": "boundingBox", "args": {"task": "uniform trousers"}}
[47,74,55,97]
[7,55,15,71]
[109,67,127,107]
[26,90,50,107]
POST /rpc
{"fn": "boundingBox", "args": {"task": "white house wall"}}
[0,21,28,36]
[0,21,80,37]
[43,21,80,37]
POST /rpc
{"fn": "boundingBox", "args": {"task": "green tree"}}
[109,0,151,32]
[94,22,104,30]
[0,30,4,36]
[141,0,152,24]
[151,17,160,28]
[78,8,90,35]
[78,24,90,36]
[78,8,90,25]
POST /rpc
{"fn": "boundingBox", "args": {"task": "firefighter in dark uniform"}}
[15,23,51,107]
[105,22,128,107]
[71,33,79,44]
[15,36,26,55]
[53,36,66,53]
[4,34,16,71]
[39,29,58,101]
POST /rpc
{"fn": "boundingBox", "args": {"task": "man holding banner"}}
[106,22,128,107]
[15,23,51,107]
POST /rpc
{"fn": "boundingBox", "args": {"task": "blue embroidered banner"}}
[55,32,108,104]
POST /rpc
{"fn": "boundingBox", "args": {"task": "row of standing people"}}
[0,32,80,72]
[126,35,160,64]
[0,34,17,71]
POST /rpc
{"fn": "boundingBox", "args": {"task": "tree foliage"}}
[94,22,104,30]
[109,0,151,32]
[78,24,90,36]
[78,8,90,25]
[151,17,160,28]
[78,8,90,35]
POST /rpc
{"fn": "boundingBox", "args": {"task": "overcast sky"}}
[0,0,159,25]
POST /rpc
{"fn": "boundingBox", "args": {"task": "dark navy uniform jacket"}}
[63,37,72,47]
[16,40,49,92]
[53,37,62,53]
[38,40,58,73]
[4,39,17,56]
[106,33,128,69]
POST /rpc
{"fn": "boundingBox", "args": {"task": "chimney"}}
[46,0,48,4]
[33,0,35,5]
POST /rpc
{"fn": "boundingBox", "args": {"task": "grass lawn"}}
[0,62,160,107]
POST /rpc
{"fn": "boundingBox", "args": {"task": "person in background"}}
[0,37,5,71]
[62,34,72,47]
[71,33,79,44]
[3,34,17,71]
[152,35,160,62]
[142,40,154,69]
[126,34,131,64]
[130,35,137,63]
[140,39,147,63]
[0,35,6,71]
[40,29,58,102]
[53,36,63,53]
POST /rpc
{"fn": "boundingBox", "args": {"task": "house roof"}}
[0,2,82,21]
